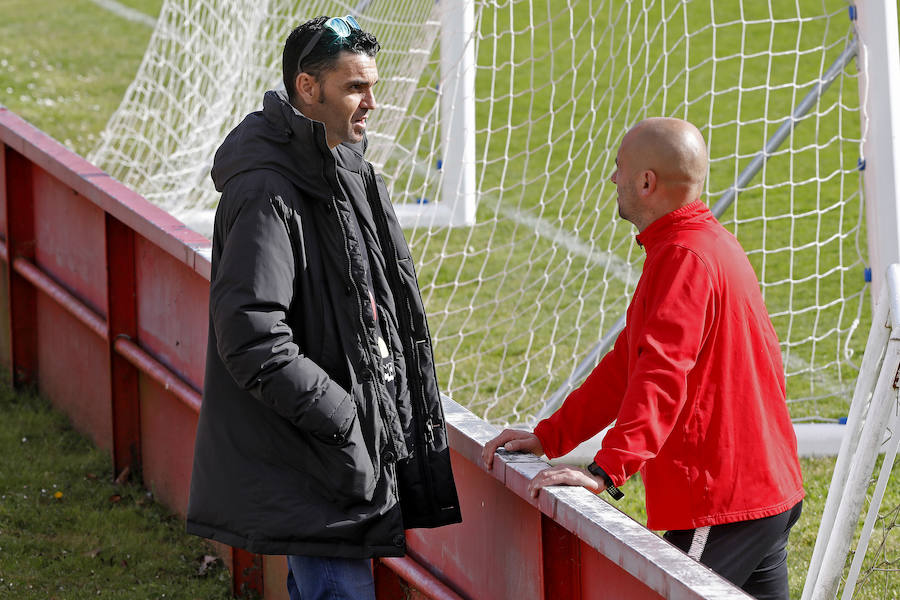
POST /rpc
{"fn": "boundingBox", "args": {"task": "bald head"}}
[611,118,709,231]
[623,118,708,190]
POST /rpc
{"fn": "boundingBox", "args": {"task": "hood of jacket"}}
[210,90,368,202]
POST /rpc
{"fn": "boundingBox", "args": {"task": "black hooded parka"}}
[186,90,461,558]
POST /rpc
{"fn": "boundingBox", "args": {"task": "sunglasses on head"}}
[297,15,362,73]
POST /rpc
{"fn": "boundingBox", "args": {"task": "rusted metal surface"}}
[0,107,754,600]
[407,448,546,599]
[32,165,108,316]
[233,548,265,598]
[137,374,200,516]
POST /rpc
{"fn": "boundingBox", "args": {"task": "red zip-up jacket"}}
[535,201,804,531]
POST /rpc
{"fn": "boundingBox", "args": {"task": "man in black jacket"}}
[186,16,461,599]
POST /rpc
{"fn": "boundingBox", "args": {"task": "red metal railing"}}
[0,107,750,600]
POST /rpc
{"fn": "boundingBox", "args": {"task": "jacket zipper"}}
[317,127,397,491]
[331,196,397,446]
[362,165,437,512]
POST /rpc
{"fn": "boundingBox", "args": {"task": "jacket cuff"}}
[592,452,624,488]
[533,419,563,459]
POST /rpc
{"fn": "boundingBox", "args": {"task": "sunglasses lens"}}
[326,17,351,37]
[344,15,361,31]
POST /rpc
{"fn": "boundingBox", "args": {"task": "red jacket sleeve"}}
[534,322,629,458]
[592,245,715,486]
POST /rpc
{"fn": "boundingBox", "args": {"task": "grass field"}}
[0,0,897,598]
[0,381,232,599]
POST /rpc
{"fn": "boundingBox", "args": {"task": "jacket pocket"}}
[306,410,377,507]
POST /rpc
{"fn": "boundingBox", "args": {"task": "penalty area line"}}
[89,0,156,28]
[496,200,639,287]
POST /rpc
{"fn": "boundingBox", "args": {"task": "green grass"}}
[0,0,161,157]
[0,381,231,599]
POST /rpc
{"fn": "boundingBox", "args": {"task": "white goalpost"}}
[89,1,900,594]
[802,264,900,600]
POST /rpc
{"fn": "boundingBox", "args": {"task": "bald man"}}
[483,118,804,599]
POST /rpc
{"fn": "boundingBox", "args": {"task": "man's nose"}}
[363,89,376,110]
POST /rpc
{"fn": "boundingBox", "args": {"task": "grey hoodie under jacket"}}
[185,90,461,558]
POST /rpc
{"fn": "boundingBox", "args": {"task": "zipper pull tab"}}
[424,419,435,445]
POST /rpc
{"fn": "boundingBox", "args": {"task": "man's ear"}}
[639,169,657,196]
[294,72,319,106]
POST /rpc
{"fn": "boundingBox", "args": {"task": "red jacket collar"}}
[634,200,712,251]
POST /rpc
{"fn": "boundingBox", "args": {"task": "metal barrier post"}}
[5,147,37,386]
[106,214,141,479]
[233,548,265,597]
[541,515,582,598]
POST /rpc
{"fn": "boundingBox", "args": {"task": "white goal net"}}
[91,0,870,428]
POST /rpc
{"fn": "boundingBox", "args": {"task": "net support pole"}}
[806,267,900,600]
[439,0,476,226]
[837,263,900,599]
[537,38,859,421]
[840,389,900,600]
[856,0,900,302]
[800,278,891,600]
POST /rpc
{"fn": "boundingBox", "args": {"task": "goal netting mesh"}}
[90,0,868,427]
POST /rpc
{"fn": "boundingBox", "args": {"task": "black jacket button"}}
[383,450,396,464]
[392,534,405,547]
[332,432,345,444]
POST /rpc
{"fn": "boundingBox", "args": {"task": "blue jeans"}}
[286,555,375,600]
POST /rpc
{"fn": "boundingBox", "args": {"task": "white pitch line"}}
[398,159,639,287]
[497,202,639,287]
[89,0,156,28]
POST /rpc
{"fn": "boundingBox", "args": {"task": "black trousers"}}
[664,501,803,600]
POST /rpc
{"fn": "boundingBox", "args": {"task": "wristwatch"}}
[587,462,625,501]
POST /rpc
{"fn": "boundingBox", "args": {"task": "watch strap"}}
[587,462,625,501]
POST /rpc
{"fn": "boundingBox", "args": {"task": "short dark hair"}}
[282,16,381,103]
